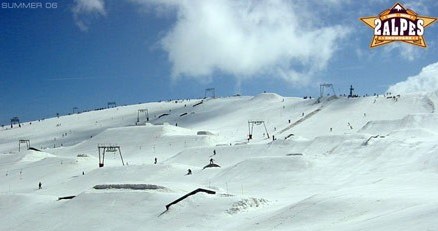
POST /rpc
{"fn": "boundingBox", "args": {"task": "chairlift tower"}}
[248,120,270,140]
[320,83,336,98]
[107,102,117,108]
[19,139,30,152]
[98,145,124,167]
[205,88,216,99]
[137,109,149,124]
[10,117,20,128]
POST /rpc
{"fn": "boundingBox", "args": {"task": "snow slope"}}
[1,93,438,230]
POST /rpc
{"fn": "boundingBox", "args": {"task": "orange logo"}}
[360,3,437,48]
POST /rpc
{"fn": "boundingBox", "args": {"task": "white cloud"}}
[387,62,438,94]
[133,0,350,85]
[72,0,106,31]
[73,0,351,85]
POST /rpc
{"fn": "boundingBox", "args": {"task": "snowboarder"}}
[210,158,214,165]
[38,182,42,189]
[187,169,192,175]
[154,157,157,164]
[82,171,85,175]
[213,149,216,155]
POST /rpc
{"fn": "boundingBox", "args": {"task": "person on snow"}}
[210,158,214,165]
[187,169,192,175]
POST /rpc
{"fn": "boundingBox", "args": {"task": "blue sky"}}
[0,0,437,125]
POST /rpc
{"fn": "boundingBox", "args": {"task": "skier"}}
[210,158,214,165]
[39,182,42,189]
[187,169,192,175]
[154,157,157,164]
[213,149,216,155]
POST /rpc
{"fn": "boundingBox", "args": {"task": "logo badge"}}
[360,3,437,48]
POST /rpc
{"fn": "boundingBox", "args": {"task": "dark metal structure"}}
[205,88,216,99]
[107,102,117,108]
[19,139,30,152]
[320,83,336,98]
[98,145,124,167]
[165,188,216,210]
[349,85,355,98]
[137,109,149,124]
[248,120,269,140]
[11,117,20,128]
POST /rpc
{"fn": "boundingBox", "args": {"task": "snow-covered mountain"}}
[1,92,438,231]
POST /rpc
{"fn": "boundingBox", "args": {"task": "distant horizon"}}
[0,89,417,126]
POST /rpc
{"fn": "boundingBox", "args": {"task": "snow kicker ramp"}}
[359,114,438,136]
[212,157,310,187]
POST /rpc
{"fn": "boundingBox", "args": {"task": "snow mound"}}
[304,134,365,155]
[161,124,196,136]
[94,124,195,140]
[250,93,283,102]
[359,114,438,135]
[226,198,268,214]
[387,128,438,139]
[21,150,56,162]
[214,156,309,183]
